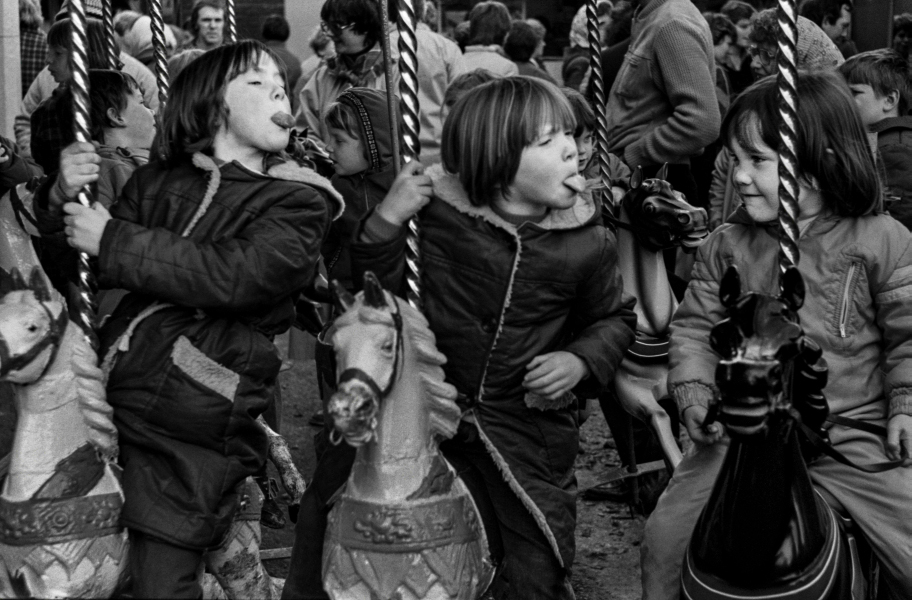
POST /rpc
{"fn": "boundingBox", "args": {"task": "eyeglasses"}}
[320,21,355,36]
[748,44,777,66]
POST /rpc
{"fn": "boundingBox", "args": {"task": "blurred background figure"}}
[504,20,557,84]
[262,14,303,94]
[799,0,857,58]
[893,13,912,64]
[19,0,47,97]
[462,1,517,77]
[120,14,178,69]
[188,0,225,51]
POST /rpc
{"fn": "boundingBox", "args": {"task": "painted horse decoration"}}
[0,186,305,599]
[681,265,871,600]
[322,273,494,600]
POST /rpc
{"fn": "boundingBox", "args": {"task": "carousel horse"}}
[681,265,869,600]
[322,273,494,600]
[0,186,304,599]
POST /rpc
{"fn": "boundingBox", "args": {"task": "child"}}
[441,68,497,121]
[839,49,912,230]
[62,41,342,598]
[640,71,912,598]
[289,76,636,599]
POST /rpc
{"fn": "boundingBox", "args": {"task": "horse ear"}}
[28,268,51,302]
[720,265,742,307]
[362,272,388,309]
[331,280,356,313]
[781,266,805,310]
[629,166,643,190]
[9,268,26,291]
[656,163,669,181]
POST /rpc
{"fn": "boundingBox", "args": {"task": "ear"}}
[719,265,742,307]
[106,107,127,128]
[883,89,900,113]
[28,268,51,302]
[362,271,388,309]
[780,265,805,310]
[629,165,643,190]
[656,162,669,181]
[331,280,356,313]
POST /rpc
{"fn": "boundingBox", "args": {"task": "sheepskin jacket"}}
[96,153,342,549]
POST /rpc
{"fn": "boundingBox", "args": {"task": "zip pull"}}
[839,262,857,338]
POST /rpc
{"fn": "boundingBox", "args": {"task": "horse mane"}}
[69,324,119,461]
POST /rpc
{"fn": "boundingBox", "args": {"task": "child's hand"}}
[0,144,9,165]
[683,405,724,446]
[376,161,432,227]
[886,413,912,465]
[523,352,589,401]
[63,201,111,257]
[58,142,101,200]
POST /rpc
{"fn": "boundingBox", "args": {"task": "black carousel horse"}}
[681,265,873,600]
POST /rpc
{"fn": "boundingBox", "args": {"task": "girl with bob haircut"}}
[640,70,912,598]
[314,75,634,598]
[61,40,341,597]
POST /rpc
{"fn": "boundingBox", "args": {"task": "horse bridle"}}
[0,299,68,380]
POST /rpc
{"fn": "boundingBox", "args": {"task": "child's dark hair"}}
[704,12,737,46]
[158,40,284,163]
[561,87,596,138]
[722,71,880,217]
[47,18,119,70]
[503,20,540,63]
[442,76,575,207]
[720,0,756,24]
[839,49,912,116]
[443,69,497,109]
[321,0,382,49]
[88,69,140,143]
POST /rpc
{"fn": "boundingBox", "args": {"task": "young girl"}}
[641,71,912,599]
[284,76,636,599]
[62,41,342,598]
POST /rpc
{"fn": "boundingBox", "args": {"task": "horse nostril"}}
[644,203,656,214]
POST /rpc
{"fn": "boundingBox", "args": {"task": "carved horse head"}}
[620,164,709,252]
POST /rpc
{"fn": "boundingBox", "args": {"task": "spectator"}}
[840,49,912,229]
[19,0,46,99]
[705,12,736,117]
[293,27,334,108]
[453,20,471,52]
[188,0,225,51]
[262,14,303,93]
[120,15,178,69]
[563,2,612,90]
[504,20,558,84]
[893,13,912,63]
[387,0,465,164]
[462,1,518,77]
[296,0,396,144]
[526,18,548,68]
[799,0,856,58]
[113,9,142,41]
[591,0,634,98]
[423,0,439,31]
[719,1,756,96]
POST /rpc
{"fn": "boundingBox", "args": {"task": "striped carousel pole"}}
[148,0,170,109]
[100,0,119,69]
[776,0,800,277]
[396,0,423,310]
[586,0,612,201]
[68,0,100,351]
[225,0,238,43]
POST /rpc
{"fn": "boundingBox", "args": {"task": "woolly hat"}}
[796,15,844,71]
[56,0,104,21]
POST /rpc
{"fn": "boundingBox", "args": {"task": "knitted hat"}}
[56,0,105,21]
[796,15,844,71]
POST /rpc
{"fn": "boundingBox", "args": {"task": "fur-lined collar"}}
[427,164,597,232]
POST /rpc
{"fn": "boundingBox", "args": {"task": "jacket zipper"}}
[838,262,858,338]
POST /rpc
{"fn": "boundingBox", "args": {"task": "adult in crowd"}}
[188,0,225,51]
[387,0,464,164]
[563,2,612,90]
[293,27,334,112]
[894,14,912,64]
[19,0,47,97]
[15,3,158,161]
[704,12,736,116]
[504,20,558,84]
[262,14,303,95]
[296,0,396,144]
[590,0,634,99]
[799,0,856,58]
[120,14,178,69]
[526,18,548,69]
[604,0,720,208]
[719,1,756,97]
[461,1,518,77]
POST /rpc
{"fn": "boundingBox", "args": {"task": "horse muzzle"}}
[327,381,380,446]
[716,359,782,436]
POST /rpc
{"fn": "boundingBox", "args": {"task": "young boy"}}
[839,48,912,230]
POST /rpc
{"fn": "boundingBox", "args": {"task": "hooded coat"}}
[96,153,342,549]
[350,164,637,568]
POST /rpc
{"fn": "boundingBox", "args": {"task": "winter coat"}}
[873,116,912,231]
[97,153,342,549]
[670,206,912,423]
[350,164,637,568]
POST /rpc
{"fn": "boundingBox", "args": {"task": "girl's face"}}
[217,54,290,166]
[714,35,732,65]
[735,19,752,49]
[729,115,823,223]
[326,127,369,176]
[499,125,579,217]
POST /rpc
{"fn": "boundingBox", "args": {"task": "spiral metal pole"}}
[69,0,100,351]
[379,0,402,176]
[101,0,119,70]
[225,0,237,43]
[586,0,611,204]
[148,0,170,110]
[396,0,423,310]
[777,0,800,280]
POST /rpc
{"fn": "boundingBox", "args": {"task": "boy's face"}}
[47,46,71,84]
[574,128,594,172]
[326,127,370,176]
[847,83,897,128]
[117,87,157,149]
[220,55,291,156]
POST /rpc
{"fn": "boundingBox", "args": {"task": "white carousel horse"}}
[322,274,494,600]
[0,185,303,599]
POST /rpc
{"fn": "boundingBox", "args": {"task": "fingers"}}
[400,160,425,176]
[63,141,97,155]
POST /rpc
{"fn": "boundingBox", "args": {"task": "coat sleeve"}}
[562,229,637,394]
[98,177,330,312]
[0,137,41,192]
[349,209,409,295]
[668,231,727,415]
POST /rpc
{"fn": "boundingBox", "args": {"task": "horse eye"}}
[381,340,394,353]
[677,213,691,224]
[644,203,656,214]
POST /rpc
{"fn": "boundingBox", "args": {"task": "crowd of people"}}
[2,0,912,598]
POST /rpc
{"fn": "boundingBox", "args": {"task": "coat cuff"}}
[671,380,715,416]
[888,388,912,418]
